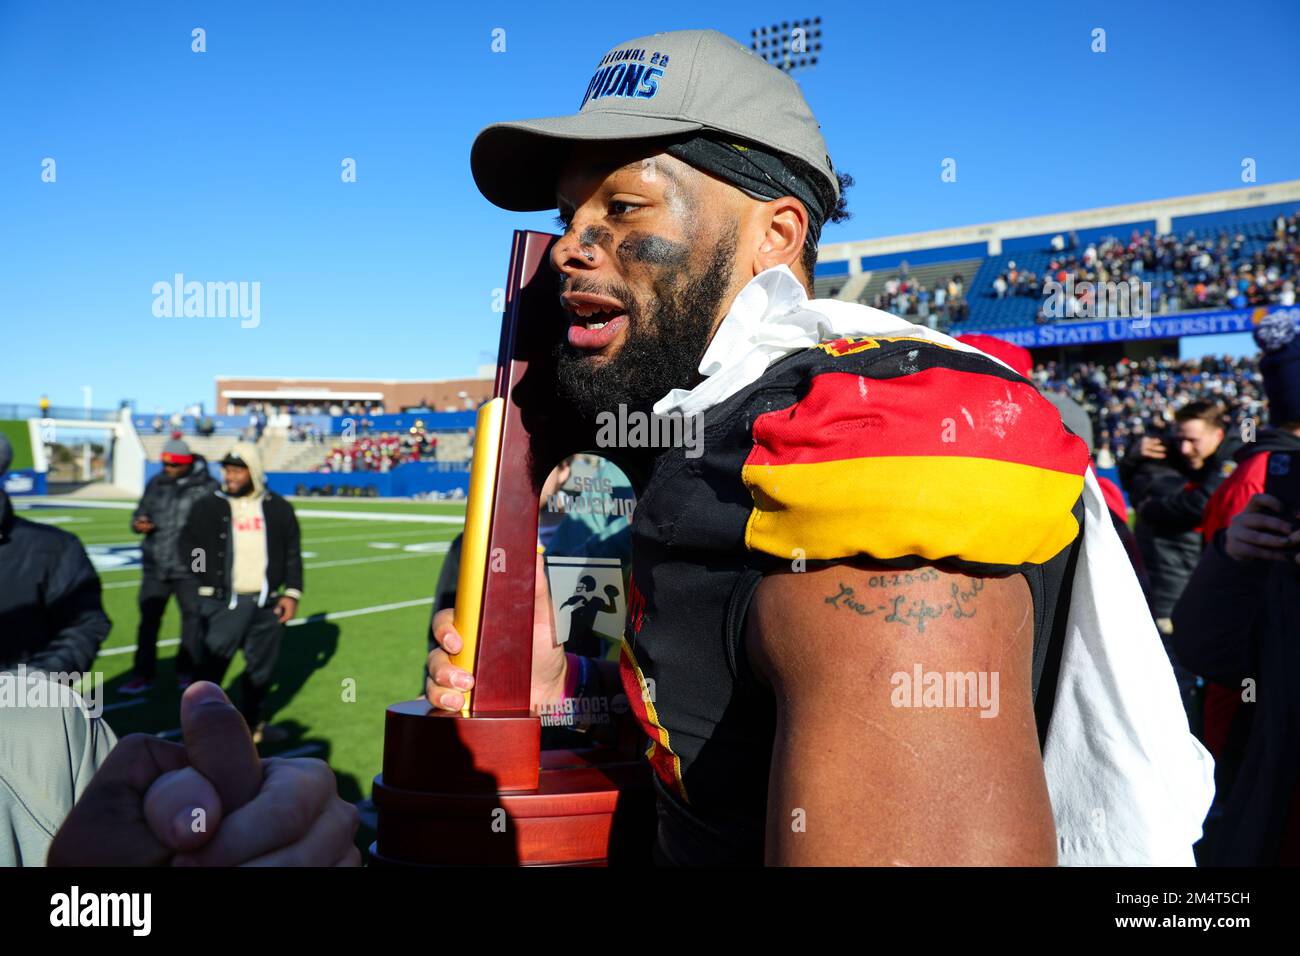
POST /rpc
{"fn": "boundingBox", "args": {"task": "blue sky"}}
[2,0,1298,413]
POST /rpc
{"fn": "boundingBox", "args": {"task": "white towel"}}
[654,265,1216,865]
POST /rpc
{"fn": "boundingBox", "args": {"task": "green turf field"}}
[14,495,467,851]
[0,420,35,471]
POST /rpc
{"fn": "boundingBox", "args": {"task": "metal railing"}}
[0,403,121,423]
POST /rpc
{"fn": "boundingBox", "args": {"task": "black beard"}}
[553,227,737,421]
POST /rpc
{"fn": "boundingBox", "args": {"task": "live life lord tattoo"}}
[823,571,986,634]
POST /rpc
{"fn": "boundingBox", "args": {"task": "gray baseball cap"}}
[471,29,837,212]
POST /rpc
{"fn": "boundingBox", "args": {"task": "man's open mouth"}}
[561,292,629,350]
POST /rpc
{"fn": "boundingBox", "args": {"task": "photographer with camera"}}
[1172,311,1300,865]
[1120,400,1240,634]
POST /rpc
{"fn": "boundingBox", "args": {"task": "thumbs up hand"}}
[49,682,359,866]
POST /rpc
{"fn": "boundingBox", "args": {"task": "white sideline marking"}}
[285,596,433,625]
[302,528,452,545]
[16,499,135,511]
[98,597,434,657]
[100,638,180,657]
[19,498,464,524]
[295,508,464,524]
[293,550,445,570]
[98,547,449,589]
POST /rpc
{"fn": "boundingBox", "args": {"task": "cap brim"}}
[471,112,704,212]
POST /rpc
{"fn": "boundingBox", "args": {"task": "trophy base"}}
[372,700,655,866]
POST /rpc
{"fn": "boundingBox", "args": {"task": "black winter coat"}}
[1172,532,1300,865]
[1121,436,1242,617]
[0,491,110,673]
[132,456,219,578]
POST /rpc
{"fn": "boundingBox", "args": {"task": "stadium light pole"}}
[81,385,92,481]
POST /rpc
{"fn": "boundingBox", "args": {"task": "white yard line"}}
[284,596,433,625]
[99,638,180,657]
[97,597,434,657]
[16,499,135,510]
[289,550,444,570]
[18,498,464,524]
[99,547,448,589]
[294,508,463,524]
[302,528,458,545]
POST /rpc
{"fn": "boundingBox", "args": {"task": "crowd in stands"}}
[317,425,440,474]
[865,213,1299,329]
[225,400,387,417]
[288,423,327,443]
[871,269,971,326]
[151,411,218,437]
[1036,355,1264,466]
[997,214,1300,322]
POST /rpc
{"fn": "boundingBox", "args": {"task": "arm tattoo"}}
[823,572,987,634]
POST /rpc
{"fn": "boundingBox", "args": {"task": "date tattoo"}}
[823,572,986,634]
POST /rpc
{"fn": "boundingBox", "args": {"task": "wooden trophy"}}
[370,230,655,866]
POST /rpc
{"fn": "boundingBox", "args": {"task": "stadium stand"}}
[815,183,1300,334]
[860,257,983,326]
[813,273,848,299]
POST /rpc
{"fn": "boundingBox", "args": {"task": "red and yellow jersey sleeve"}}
[741,349,1091,570]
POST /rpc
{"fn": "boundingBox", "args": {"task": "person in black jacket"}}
[179,441,303,744]
[1173,310,1300,865]
[121,438,219,695]
[0,436,110,675]
[1120,400,1240,629]
[1121,400,1239,727]
[1172,495,1300,864]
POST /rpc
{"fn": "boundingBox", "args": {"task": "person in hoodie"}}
[122,437,219,695]
[180,442,303,745]
[1173,309,1300,865]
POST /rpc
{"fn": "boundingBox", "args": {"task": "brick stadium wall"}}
[215,377,494,414]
